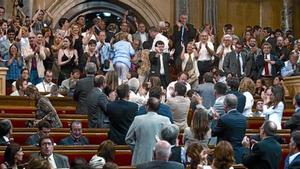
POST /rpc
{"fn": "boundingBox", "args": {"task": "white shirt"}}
[289,152,300,164]
[195,41,214,61]
[3,136,9,143]
[263,101,284,129]
[10,90,20,96]
[36,81,55,92]
[140,33,147,44]
[237,53,244,75]
[159,54,165,75]
[151,33,169,52]
[242,92,254,117]
[261,54,272,76]
[48,154,57,169]
[216,45,232,71]
[166,81,191,100]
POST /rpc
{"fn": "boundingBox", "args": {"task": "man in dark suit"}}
[26,120,51,146]
[86,75,109,128]
[285,93,300,132]
[73,62,96,114]
[132,22,148,49]
[212,94,247,163]
[261,27,277,49]
[0,119,12,146]
[285,131,300,169]
[31,136,70,168]
[226,77,246,113]
[223,41,249,78]
[149,40,175,89]
[59,121,89,145]
[242,121,282,169]
[136,140,184,169]
[106,84,138,145]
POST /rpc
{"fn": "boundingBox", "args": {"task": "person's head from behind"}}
[116,84,129,100]
[260,121,277,139]
[94,75,106,89]
[289,131,300,154]
[25,85,40,100]
[148,26,159,39]
[203,72,214,83]
[239,77,255,95]
[213,141,235,169]
[214,82,227,97]
[102,162,119,169]
[174,82,187,97]
[223,94,238,113]
[186,142,204,169]
[226,77,240,91]
[149,76,161,88]
[154,140,171,161]
[70,120,83,140]
[191,108,209,140]
[146,97,160,113]
[4,143,24,166]
[0,119,12,137]
[85,62,97,75]
[44,70,53,84]
[39,136,54,157]
[27,158,51,169]
[177,72,189,84]
[105,71,118,91]
[50,84,59,96]
[71,157,89,169]
[37,120,51,137]
[160,124,179,146]
[97,140,115,162]
[127,78,140,93]
[149,86,162,100]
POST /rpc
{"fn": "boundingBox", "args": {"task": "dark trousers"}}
[160,75,168,89]
[197,60,211,83]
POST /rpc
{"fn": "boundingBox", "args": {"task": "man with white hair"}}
[216,34,233,72]
[136,140,184,169]
[128,77,147,106]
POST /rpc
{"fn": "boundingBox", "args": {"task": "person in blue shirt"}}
[97,31,112,73]
[4,43,23,85]
[281,51,300,77]
[137,86,173,123]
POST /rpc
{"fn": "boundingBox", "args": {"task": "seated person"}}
[26,120,51,146]
[0,119,13,146]
[11,68,32,92]
[60,68,80,96]
[59,120,89,145]
[36,70,55,92]
[31,136,70,168]
[250,100,265,117]
[166,72,191,100]
[10,79,28,96]
[281,51,300,77]
[45,85,64,97]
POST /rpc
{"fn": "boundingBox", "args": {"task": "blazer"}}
[285,153,300,169]
[0,137,9,146]
[86,87,109,128]
[31,153,70,168]
[73,75,95,114]
[107,99,138,145]
[137,103,173,123]
[132,32,148,46]
[125,112,171,166]
[58,135,89,145]
[285,108,300,132]
[149,52,173,84]
[227,90,246,114]
[223,51,248,77]
[242,136,282,169]
[26,133,40,146]
[136,160,184,169]
[23,46,46,78]
[172,23,196,57]
[256,53,283,78]
[212,109,247,163]
[196,82,216,109]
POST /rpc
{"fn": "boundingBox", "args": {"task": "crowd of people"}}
[1,4,300,169]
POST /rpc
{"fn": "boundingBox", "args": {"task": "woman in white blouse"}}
[261,85,285,129]
[239,77,255,117]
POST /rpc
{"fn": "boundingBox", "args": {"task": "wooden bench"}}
[247,117,289,129]
[246,129,291,143]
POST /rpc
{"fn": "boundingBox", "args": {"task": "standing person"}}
[212,94,247,163]
[83,39,100,70]
[111,32,135,83]
[216,34,233,72]
[70,23,84,72]
[196,72,216,109]
[262,85,285,130]
[73,62,97,114]
[97,31,112,73]
[57,36,79,85]
[4,43,23,86]
[107,84,138,145]
[132,22,148,48]
[149,40,175,89]
[242,121,282,169]
[149,26,169,53]
[125,97,171,166]
[239,77,255,117]
[0,143,24,169]
[285,93,300,132]
[284,131,300,169]
[86,75,109,128]
[25,85,62,128]
[226,77,246,113]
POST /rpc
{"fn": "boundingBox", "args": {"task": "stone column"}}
[203,0,217,27]
[282,0,293,32]
[175,0,189,21]
[0,67,8,95]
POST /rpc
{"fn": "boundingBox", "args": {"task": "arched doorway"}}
[48,0,165,28]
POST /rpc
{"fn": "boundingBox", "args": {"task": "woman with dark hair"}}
[262,85,285,129]
[24,85,62,128]
[254,78,267,97]
[57,36,79,84]
[83,39,100,69]
[186,142,206,169]
[183,108,211,148]
[89,140,115,168]
[273,75,289,96]
[27,158,51,169]
[0,143,24,169]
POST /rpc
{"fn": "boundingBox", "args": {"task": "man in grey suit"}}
[132,22,148,48]
[31,136,69,168]
[86,75,109,128]
[126,97,171,166]
[73,62,97,114]
[136,140,184,169]
[223,41,249,78]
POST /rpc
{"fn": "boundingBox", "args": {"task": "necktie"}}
[184,53,193,72]
[264,54,270,76]
[237,54,241,77]
[181,26,185,42]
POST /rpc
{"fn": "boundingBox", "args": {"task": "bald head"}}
[154,140,171,161]
[262,121,277,137]
[146,97,160,112]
